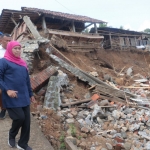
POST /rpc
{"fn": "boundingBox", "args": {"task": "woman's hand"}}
[7,90,18,98]
[30,96,36,103]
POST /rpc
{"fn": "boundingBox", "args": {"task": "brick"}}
[30,66,57,92]
[91,94,100,101]
[114,137,124,143]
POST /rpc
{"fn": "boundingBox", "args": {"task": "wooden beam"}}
[94,23,97,33]
[42,16,47,30]
[72,21,76,32]
[23,16,41,39]
[61,98,91,108]
[10,17,17,26]
[109,33,112,47]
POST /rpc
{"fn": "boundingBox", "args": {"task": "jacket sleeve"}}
[0,59,9,91]
[26,71,33,97]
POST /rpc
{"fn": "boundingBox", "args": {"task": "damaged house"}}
[1,7,150,150]
[0,7,105,74]
[90,27,150,51]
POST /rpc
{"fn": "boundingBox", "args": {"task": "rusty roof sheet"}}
[22,7,106,23]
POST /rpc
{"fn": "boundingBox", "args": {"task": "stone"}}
[67,113,73,118]
[112,110,121,119]
[79,141,87,149]
[123,108,133,114]
[129,124,140,132]
[80,133,87,138]
[140,125,145,131]
[144,141,150,150]
[121,132,127,139]
[110,130,117,135]
[108,115,114,121]
[103,74,112,82]
[65,136,77,145]
[97,117,103,124]
[124,142,132,150]
[81,127,89,133]
[95,145,102,150]
[65,137,79,150]
[84,92,91,99]
[121,127,128,132]
[66,118,75,124]
[89,71,98,77]
[106,143,113,150]
[99,100,109,106]
[71,110,78,117]
[90,129,96,136]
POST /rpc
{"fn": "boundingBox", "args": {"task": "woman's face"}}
[12,45,21,57]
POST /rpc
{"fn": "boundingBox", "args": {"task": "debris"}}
[91,94,100,101]
[126,67,133,76]
[30,66,57,91]
[89,71,98,77]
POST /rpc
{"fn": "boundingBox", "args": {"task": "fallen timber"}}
[48,46,137,106]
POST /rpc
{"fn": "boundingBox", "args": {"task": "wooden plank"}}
[61,98,91,108]
[120,86,150,89]
[23,16,41,39]
[48,29,104,39]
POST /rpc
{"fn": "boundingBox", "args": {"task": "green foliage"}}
[144,28,150,33]
[59,133,65,142]
[77,135,82,140]
[60,143,66,149]
[59,132,66,150]
[99,23,107,28]
[69,124,76,137]
[120,26,124,29]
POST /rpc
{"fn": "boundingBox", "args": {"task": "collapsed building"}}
[90,27,150,51]
[1,7,150,150]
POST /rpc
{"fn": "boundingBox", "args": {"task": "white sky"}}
[0,0,149,31]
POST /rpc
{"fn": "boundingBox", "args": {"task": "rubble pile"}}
[28,36,150,149]
[8,15,150,150]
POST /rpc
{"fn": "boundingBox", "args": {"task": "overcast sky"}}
[0,0,149,31]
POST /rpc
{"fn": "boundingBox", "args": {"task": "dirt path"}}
[0,112,54,150]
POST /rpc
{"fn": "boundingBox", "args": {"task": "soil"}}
[30,47,150,150]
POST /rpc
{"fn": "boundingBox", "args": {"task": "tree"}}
[144,28,150,33]
[120,26,124,29]
[99,23,107,28]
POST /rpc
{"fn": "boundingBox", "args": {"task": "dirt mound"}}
[30,48,150,149]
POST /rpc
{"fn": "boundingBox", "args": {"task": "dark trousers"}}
[0,90,6,110]
[7,105,30,149]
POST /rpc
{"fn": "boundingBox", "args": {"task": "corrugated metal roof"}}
[22,7,106,23]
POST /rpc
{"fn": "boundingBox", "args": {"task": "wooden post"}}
[11,17,17,26]
[109,32,112,48]
[23,16,41,39]
[94,23,97,33]
[119,36,122,50]
[42,16,47,31]
[134,36,137,46]
[72,21,75,32]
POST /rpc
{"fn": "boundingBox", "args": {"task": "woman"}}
[0,41,35,150]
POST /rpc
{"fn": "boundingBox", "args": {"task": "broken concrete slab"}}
[44,71,69,109]
[65,137,79,150]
